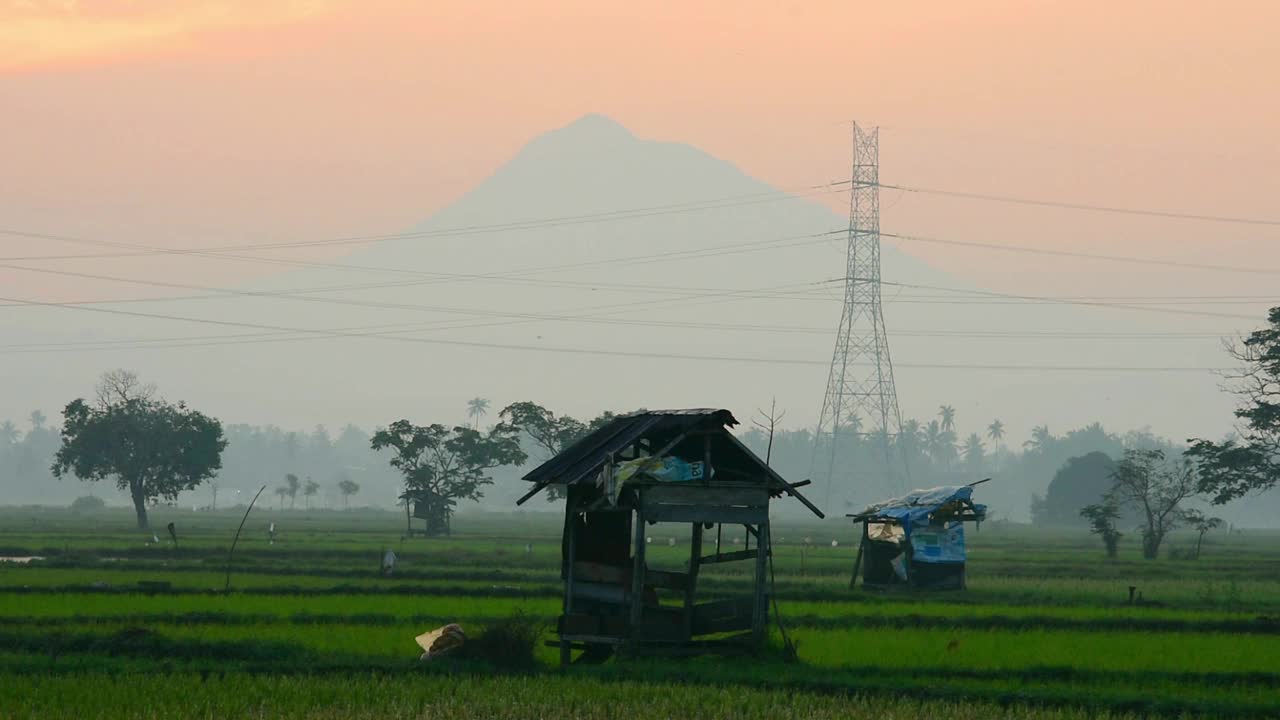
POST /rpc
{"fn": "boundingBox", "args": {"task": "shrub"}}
[70,495,106,513]
[458,610,543,669]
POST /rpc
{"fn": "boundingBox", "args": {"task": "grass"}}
[1,506,1278,718]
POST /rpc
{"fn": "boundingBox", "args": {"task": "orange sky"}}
[2,0,1278,300]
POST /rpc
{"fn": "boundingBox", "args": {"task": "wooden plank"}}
[752,520,769,643]
[644,504,767,525]
[643,485,769,508]
[573,561,626,585]
[558,613,599,636]
[698,549,756,565]
[516,480,551,506]
[570,581,627,605]
[684,521,703,640]
[691,597,755,636]
[629,502,646,640]
[645,568,689,592]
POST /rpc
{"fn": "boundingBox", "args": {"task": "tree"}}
[29,410,47,432]
[962,433,985,474]
[496,402,616,501]
[0,420,19,446]
[337,478,360,508]
[303,478,320,509]
[370,420,527,535]
[283,473,301,509]
[938,405,957,433]
[51,373,226,529]
[1182,509,1224,560]
[70,495,106,513]
[274,486,289,510]
[1108,449,1201,560]
[467,398,491,430]
[1024,425,1054,453]
[1035,452,1117,526]
[496,401,588,459]
[1079,499,1123,558]
[1188,307,1280,504]
[987,419,1005,444]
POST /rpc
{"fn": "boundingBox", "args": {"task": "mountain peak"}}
[529,113,636,151]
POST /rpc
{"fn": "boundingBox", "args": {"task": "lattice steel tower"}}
[814,122,906,506]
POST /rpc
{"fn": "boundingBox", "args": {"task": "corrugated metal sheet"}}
[521,409,737,487]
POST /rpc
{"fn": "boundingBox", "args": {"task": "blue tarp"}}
[858,486,986,564]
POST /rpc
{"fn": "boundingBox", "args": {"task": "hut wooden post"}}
[629,497,647,642]
[560,497,578,666]
[683,521,703,640]
[849,521,868,590]
[751,519,770,644]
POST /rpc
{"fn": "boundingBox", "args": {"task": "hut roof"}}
[519,408,822,517]
[848,485,987,528]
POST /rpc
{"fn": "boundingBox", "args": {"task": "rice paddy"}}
[2,506,1277,718]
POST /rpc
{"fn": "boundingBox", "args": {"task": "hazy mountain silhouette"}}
[3,114,1236,502]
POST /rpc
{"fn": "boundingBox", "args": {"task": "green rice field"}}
[2,506,1278,718]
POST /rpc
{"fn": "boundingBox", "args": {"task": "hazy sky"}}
[1,0,1278,443]
[3,1,1277,295]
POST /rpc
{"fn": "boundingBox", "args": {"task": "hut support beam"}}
[751,520,770,644]
[683,522,703,640]
[560,498,578,666]
[629,501,647,642]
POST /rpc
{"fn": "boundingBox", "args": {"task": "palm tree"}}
[938,405,956,433]
[0,421,19,446]
[963,433,985,473]
[1024,425,1053,452]
[467,398,490,430]
[898,419,924,461]
[987,419,1005,443]
[924,420,944,465]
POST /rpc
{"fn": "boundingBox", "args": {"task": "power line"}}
[873,182,1280,227]
[0,292,1229,372]
[0,182,846,262]
[882,231,1280,276]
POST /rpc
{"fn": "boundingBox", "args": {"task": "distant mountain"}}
[2,114,1237,516]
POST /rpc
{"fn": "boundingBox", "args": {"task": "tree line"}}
[5,308,1280,544]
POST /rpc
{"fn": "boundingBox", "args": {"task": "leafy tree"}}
[1109,449,1201,560]
[467,398,491,430]
[29,410,47,432]
[303,478,320,509]
[1035,452,1117,526]
[370,420,527,534]
[274,486,289,510]
[496,402,617,501]
[1188,307,1280,504]
[497,402,588,459]
[51,373,226,529]
[1182,509,1224,560]
[283,473,301,509]
[987,419,1006,443]
[1080,499,1123,558]
[337,478,360,508]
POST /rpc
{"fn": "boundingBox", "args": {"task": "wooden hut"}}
[847,483,987,591]
[401,488,455,537]
[516,409,822,664]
